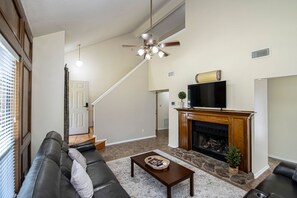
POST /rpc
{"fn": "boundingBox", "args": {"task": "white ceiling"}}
[21,0,171,52]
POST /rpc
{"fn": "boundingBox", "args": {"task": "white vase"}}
[180,101,184,108]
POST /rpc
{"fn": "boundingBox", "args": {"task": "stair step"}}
[95,139,106,151]
[69,133,95,145]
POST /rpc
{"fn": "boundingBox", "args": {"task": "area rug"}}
[107,150,246,198]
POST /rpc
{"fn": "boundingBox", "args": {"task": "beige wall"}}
[158,91,169,130]
[268,75,297,163]
[64,33,142,126]
[148,0,297,175]
[94,62,156,145]
[32,31,65,159]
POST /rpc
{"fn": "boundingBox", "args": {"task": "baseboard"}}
[106,135,156,146]
[254,165,270,179]
[269,154,297,164]
[157,128,168,130]
[168,144,178,148]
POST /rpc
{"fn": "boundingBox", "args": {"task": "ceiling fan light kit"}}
[123,0,180,60]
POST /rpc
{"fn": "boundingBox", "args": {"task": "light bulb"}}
[137,49,145,56]
[158,51,165,58]
[147,38,154,45]
[151,46,159,54]
[145,53,151,60]
[76,60,83,67]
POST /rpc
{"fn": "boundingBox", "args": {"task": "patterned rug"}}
[107,150,246,198]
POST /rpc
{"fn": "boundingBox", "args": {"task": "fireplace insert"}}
[192,120,228,162]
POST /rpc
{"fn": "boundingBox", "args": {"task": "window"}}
[0,35,19,197]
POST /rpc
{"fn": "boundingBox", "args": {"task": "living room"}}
[1,0,297,198]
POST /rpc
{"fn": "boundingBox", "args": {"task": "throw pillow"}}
[68,148,87,170]
[71,160,94,198]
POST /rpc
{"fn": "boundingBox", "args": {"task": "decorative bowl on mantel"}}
[144,155,170,170]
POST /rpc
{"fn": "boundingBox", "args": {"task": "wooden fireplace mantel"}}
[176,108,254,173]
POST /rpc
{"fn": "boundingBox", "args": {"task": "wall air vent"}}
[252,48,270,58]
[168,71,174,77]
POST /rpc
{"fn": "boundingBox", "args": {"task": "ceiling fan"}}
[122,0,180,60]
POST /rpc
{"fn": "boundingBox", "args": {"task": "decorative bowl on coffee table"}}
[144,155,170,170]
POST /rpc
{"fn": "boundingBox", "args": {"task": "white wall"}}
[32,31,65,159]
[148,0,297,174]
[268,75,297,163]
[254,79,269,178]
[158,91,169,130]
[64,33,142,126]
[94,62,156,145]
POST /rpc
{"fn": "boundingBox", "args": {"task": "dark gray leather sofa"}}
[244,161,297,198]
[18,131,130,198]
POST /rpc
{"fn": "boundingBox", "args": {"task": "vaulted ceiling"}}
[21,0,172,52]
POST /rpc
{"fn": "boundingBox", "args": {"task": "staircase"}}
[68,128,106,150]
[91,60,148,145]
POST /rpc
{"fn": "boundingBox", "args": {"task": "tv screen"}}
[188,81,226,108]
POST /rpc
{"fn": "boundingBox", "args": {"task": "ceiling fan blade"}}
[122,44,139,47]
[159,41,180,48]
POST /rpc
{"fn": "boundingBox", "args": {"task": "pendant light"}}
[76,44,83,67]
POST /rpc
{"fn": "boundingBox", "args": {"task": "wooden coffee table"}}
[131,151,194,198]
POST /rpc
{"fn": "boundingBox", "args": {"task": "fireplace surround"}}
[177,108,254,173]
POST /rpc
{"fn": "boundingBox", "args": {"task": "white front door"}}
[69,81,89,135]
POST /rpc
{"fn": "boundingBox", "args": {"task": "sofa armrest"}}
[244,189,268,198]
[244,189,285,198]
[273,161,296,179]
[70,141,96,152]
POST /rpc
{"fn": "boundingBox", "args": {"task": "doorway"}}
[69,80,89,135]
[156,91,169,133]
[253,75,297,176]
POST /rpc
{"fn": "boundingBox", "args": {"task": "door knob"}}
[84,102,88,108]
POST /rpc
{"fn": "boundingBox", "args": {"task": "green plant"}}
[178,91,186,101]
[225,145,241,168]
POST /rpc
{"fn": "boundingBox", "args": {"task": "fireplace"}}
[192,121,228,162]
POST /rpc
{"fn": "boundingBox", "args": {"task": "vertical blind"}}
[0,35,18,198]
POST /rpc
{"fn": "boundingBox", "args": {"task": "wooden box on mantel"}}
[176,108,254,173]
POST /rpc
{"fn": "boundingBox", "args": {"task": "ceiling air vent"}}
[252,48,270,58]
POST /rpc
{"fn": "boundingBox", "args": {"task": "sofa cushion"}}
[62,142,69,152]
[257,174,297,198]
[81,149,105,165]
[17,157,61,198]
[60,175,80,198]
[94,182,130,198]
[292,168,297,183]
[45,131,63,145]
[87,161,118,189]
[60,150,73,179]
[68,148,87,169]
[70,160,94,198]
[36,138,62,165]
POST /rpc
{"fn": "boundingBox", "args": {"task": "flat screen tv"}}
[188,81,226,108]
